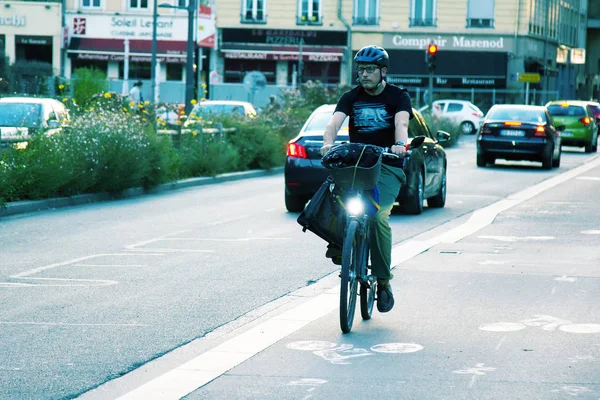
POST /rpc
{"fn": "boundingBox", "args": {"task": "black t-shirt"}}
[335,84,414,149]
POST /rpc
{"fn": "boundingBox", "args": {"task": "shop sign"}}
[197,0,215,48]
[68,14,188,41]
[222,50,341,62]
[387,75,506,88]
[570,48,586,64]
[73,53,185,64]
[0,14,26,27]
[16,35,52,45]
[383,34,514,52]
[556,47,568,64]
[222,28,347,47]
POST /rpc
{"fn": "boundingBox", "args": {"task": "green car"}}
[546,101,599,152]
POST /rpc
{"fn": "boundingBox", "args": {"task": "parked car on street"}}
[545,100,599,153]
[586,101,600,130]
[0,97,70,144]
[422,99,484,135]
[477,104,564,169]
[184,100,257,127]
[285,104,451,215]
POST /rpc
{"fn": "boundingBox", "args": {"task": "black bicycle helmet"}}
[354,45,389,68]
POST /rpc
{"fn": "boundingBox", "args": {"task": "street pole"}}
[185,0,196,115]
[150,0,158,105]
[428,72,433,111]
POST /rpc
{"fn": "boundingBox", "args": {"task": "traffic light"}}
[426,43,438,73]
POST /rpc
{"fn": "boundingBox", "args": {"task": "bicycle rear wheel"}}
[340,219,360,333]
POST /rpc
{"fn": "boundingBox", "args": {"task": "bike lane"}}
[102,159,600,400]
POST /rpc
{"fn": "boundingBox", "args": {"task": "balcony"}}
[467,18,494,28]
[409,18,436,27]
[296,15,322,25]
[241,11,266,24]
[353,16,379,26]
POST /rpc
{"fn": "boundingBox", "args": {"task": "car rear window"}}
[487,107,546,123]
[305,111,349,131]
[0,103,43,128]
[547,105,586,116]
[588,105,600,116]
[447,103,463,112]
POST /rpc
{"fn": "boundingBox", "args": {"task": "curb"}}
[0,167,284,219]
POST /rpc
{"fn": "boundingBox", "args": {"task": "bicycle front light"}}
[346,197,365,216]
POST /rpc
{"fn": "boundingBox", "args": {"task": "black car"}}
[284,104,451,215]
[476,104,564,169]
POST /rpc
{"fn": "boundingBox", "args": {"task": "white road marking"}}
[370,343,424,354]
[494,336,507,351]
[575,176,600,181]
[477,236,555,242]
[111,156,600,399]
[155,237,291,242]
[479,260,505,265]
[313,344,373,365]
[551,286,557,295]
[554,275,577,282]
[286,341,338,352]
[453,363,496,388]
[581,230,600,235]
[286,379,328,386]
[72,264,148,268]
[479,322,526,332]
[521,315,572,331]
[559,324,600,334]
[550,386,593,396]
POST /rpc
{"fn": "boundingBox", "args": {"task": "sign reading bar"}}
[387,75,506,89]
[517,73,541,83]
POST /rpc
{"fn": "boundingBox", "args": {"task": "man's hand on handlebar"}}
[320,144,334,157]
[390,144,407,156]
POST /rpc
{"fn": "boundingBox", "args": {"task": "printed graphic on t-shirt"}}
[352,102,393,134]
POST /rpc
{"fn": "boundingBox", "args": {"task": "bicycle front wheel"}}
[340,219,361,334]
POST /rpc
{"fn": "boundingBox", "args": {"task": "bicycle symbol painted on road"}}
[286,340,424,365]
[479,315,600,334]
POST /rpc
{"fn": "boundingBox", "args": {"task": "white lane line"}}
[154,238,291,242]
[114,156,600,400]
[72,264,148,268]
[494,336,507,351]
[0,321,149,327]
[117,292,338,400]
[575,176,600,181]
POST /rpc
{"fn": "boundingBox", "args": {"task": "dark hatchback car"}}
[476,104,564,169]
[285,104,451,215]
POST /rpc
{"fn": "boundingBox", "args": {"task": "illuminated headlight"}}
[346,197,364,216]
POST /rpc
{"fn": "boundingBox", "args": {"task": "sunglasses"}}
[356,66,379,75]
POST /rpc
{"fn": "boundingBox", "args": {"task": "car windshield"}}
[0,103,43,128]
[547,105,586,117]
[305,111,349,131]
[190,103,247,117]
[487,107,546,123]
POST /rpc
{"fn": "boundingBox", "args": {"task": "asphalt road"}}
[0,135,598,400]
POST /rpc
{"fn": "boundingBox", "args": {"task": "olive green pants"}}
[369,164,406,284]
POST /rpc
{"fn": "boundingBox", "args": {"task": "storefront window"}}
[223,59,276,83]
[166,63,183,81]
[119,61,151,80]
[288,61,340,85]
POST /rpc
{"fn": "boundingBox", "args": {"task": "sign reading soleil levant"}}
[68,14,188,41]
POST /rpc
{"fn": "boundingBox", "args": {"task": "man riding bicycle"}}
[320,45,413,313]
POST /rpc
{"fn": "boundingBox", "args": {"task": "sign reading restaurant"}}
[68,14,188,41]
[383,34,515,53]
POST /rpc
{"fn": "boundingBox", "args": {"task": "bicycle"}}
[323,136,426,333]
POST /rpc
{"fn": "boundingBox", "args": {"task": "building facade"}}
[586,0,600,100]
[0,0,63,74]
[211,0,588,106]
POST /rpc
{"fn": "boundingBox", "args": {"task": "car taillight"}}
[287,142,307,158]
[535,125,546,136]
[579,117,592,126]
[480,123,491,135]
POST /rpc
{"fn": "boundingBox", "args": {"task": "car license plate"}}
[500,130,525,137]
[561,131,573,137]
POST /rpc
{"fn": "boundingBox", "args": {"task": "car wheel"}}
[552,145,561,168]
[542,149,553,170]
[285,190,306,212]
[460,121,476,135]
[402,170,424,215]
[427,167,446,208]
[476,152,487,167]
[585,142,593,153]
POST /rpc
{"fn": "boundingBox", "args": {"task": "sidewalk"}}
[0,167,283,219]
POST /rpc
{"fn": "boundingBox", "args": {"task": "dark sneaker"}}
[325,245,342,265]
[377,284,395,313]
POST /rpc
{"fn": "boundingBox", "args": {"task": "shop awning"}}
[68,38,187,56]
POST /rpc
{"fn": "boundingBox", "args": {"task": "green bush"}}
[420,110,461,148]
[72,67,108,110]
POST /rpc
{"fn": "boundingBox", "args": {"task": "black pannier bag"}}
[296,176,346,248]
